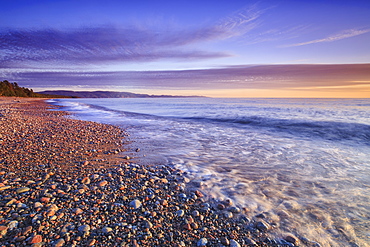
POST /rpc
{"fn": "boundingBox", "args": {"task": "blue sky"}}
[1,0,370,97]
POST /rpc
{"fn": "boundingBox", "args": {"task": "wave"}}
[183,116,370,144]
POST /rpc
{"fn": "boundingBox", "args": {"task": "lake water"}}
[50,98,370,247]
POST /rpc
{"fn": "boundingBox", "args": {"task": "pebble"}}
[230,239,241,247]
[81,177,91,184]
[98,180,108,187]
[256,221,270,232]
[197,237,208,246]
[284,234,298,244]
[102,226,113,234]
[175,209,185,217]
[220,237,230,245]
[78,224,91,233]
[229,206,241,213]
[7,220,18,230]
[16,187,30,193]
[129,199,142,209]
[0,185,11,191]
[28,234,43,244]
[0,226,8,238]
[143,220,153,229]
[223,211,233,218]
[52,238,65,247]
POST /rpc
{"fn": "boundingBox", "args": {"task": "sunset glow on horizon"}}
[1,0,370,98]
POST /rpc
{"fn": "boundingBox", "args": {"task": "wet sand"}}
[0,98,300,246]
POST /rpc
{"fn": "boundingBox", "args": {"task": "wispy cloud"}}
[0,4,264,68]
[0,26,234,68]
[283,28,370,47]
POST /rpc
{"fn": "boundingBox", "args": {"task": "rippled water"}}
[51,98,370,247]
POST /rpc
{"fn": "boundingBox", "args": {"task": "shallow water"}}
[51,98,370,247]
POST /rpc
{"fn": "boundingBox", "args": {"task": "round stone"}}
[230,239,241,247]
[175,210,185,217]
[78,224,91,233]
[53,238,65,247]
[102,227,113,234]
[129,199,142,209]
[197,238,208,246]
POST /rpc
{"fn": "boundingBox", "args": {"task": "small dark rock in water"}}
[223,198,233,207]
[230,239,241,247]
[256,221,269,232]
[284,234,298,245]
[244,238,257,245]
[239,215,250,224]
[255,213,266,219]
[229,206,241,213]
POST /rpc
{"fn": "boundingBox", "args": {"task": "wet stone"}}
[229,206,241,213]
[256,221,269,232]
[284,234,298,245]
[230,239,241,247]
[223,211,233,218]
[197,238,208,246]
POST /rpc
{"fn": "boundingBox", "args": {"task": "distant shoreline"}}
[37,90,206,98]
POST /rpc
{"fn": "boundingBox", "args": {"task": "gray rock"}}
[256,221,269,232]
[143,220,153,229]
[197,238,208,246]
[78,224,90,233]
[129,199,142,209]
[229,206,241,213]
[223,211,233,218]
[230,239,241,247]
[102,226,113,234]
[175,210,185,217]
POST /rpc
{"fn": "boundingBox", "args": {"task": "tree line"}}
[0,80,70,98]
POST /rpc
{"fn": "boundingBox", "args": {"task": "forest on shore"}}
[0,80,69,98]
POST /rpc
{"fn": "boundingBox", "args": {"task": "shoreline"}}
[0,98,300,246]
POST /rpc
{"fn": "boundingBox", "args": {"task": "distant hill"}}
[37,90,204,98]
[0,80,70,98]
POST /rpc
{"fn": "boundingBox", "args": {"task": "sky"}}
[1,0,370,97]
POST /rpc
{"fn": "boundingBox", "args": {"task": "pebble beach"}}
[0,98,303,247]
